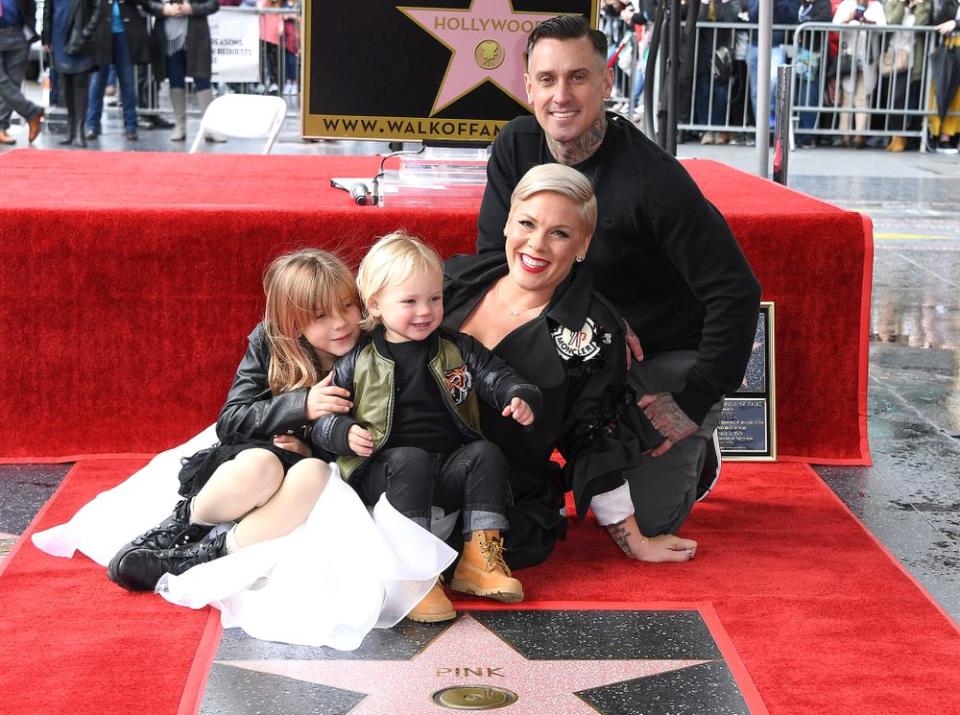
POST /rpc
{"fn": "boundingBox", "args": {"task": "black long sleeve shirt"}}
[477,113,761,425]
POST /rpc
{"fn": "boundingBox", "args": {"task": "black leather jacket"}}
[43,0,108,57]
[215,323,323,444]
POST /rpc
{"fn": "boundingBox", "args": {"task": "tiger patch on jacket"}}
[444,364,473,405]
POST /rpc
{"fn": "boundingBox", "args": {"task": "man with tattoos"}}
[476,15,761,557]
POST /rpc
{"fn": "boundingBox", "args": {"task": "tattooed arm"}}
[636,392,698,457]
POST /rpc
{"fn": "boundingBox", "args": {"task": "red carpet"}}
[0,150,870,464]
[0,460,221,715]
[3,461,958,713]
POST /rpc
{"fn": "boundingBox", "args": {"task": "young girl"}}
[312,233,542,623]
[33,248,456,648]
[106,249,362,591]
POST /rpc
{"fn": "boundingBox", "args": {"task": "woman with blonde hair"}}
[445,163,700,567]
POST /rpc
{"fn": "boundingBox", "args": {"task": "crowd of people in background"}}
[0,0,298,145]
[601,0,960,152]
[2,0,958,150]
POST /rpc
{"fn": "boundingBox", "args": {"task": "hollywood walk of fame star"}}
[220,614,711,714]
[397,0,563,115]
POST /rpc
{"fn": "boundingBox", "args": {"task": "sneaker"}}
[695,430,722,502]
[113,532,227,592]
[107,499,213,586]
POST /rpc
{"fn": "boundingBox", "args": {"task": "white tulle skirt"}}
[31,425,458,650]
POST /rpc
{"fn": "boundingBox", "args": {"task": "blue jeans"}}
[695,71,729,126]
[166,49,210,91]
[796,73,822,137]
[86,31,138,133]
[284,48,296,83]
[747,44,785,129]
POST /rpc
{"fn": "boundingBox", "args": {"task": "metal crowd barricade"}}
[614,20,959,150]
[676,22,799,139]
[137,3,302,120]
[791,21,945,150]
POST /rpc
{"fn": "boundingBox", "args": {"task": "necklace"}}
[495,280,549,318]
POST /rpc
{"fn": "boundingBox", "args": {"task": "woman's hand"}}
[348,425,374,457]
[502,397,534,426]
[162,3,179,15]
[306,372,353,419]
[938,19,957,34]
[273,434,310,456]
[180,1,193,14]
[637,392,698,457]
[606,516,697,562]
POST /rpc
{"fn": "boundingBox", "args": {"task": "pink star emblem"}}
[398,0,564,115]
[222,614,711,714]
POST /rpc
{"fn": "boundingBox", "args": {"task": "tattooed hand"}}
[546,115,608,166]
[637,393,698,457]
[606,515,698,562]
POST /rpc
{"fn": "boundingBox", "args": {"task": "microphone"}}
[350,183,370,205]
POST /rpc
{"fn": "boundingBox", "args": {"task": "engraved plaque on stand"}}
[718,302,776,460]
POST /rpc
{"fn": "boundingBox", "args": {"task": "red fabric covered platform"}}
[0,149,871,463]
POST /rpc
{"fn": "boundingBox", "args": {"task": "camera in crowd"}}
[853,3,867,20]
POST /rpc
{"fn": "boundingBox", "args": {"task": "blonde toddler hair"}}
[356,231,443,331]
[262,248,359,393]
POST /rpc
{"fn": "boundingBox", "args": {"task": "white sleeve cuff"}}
[589,481,635,526]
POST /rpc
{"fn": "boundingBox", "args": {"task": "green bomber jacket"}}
[310,325,542,480]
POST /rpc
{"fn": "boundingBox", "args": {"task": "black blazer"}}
[142,0,219,80]
[91,0,151,65]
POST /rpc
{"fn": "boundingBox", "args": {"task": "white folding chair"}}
[189,94,288,155]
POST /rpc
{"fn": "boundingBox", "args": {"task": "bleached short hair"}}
[509,163,597,235]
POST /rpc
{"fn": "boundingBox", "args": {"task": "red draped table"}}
[0,150,871,463]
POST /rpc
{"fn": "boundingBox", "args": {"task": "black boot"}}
[112,532,227,592]
[73,122,87,148]
[108,499,213,587]
[58,119,76,146]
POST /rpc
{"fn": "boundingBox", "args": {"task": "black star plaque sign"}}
[207,603,768,714]
[300,1,598,143]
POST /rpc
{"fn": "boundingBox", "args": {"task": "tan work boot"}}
[406,580,456,623]
[450,530,524,603]
[886,136,907,153]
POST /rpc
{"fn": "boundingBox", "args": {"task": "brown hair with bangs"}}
[262,249,358,393]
